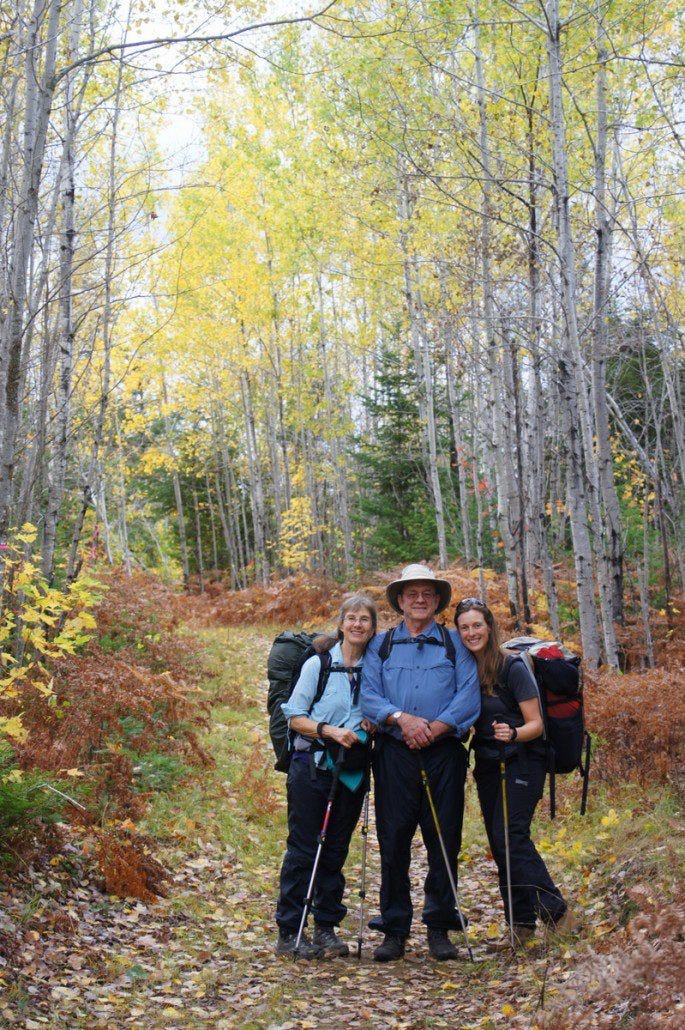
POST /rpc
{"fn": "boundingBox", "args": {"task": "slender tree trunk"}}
[545,0,602,666]
[474,23,519,618]
[440,264,472,561]
[0,0,61,546]
[206,472,219,575]
[193,487,204,593]
[318,274,353,575]
[509,334,532,627]
[591,12,624,624]
[41,0,85,580]
[398,168,448,566]
[160,374,189,587]
[239,368,269,585]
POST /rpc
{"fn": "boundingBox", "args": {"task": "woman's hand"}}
[492,720,517,743]
[324,725,361,749]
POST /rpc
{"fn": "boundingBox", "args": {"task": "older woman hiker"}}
[455,597,578,948]
[275,595,377,959]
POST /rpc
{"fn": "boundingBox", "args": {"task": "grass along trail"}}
[2,623,677,1027]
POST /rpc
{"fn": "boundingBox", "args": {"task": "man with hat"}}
[360,563,480,961]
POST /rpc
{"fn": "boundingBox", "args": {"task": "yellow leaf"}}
[0,715,27,743]
[66,768,84,777]
[501,1004,516,1017]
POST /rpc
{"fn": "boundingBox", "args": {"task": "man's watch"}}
[391,710,404,724]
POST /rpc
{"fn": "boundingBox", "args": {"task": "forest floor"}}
[0,612,682,1028]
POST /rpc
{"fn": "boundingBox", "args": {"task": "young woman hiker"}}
[274,595,377,959]
[455,598,578,948]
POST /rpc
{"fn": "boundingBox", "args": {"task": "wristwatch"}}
[391,710,403,724]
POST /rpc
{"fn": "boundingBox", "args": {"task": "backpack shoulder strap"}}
[378,627,395,663]
[312,650,333,707]
[501,647,547,740]
[437,622,456,666]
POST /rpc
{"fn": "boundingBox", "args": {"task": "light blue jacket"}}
[282,641,364,768]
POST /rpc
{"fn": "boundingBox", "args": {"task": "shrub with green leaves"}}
[0,743,71,856]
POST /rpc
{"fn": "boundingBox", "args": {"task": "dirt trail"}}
[1,625,580,1028]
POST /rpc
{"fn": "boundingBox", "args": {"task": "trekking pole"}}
[500,743,516,951]
[356,755,372,960]
[580,731,591,816]
[294,750,343,958]
[419,756,474,962]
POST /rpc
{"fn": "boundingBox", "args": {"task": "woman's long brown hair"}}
[455,600,503,695]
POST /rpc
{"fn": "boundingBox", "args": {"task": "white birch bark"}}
[545,0,602,666]
[591,12,624,625]
[239,369,269,585]
[473,21,520,618]
[397,168,448,567]
[0,0,61,545]
[41,0,86,581]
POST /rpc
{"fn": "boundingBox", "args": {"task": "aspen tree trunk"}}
[41,0,85,580]
[439,264,472,561]
[473,22,519,617]
[264,235,291,513]
[398,169,448,567]
[214,471,238,589]
[275,345,291,510]
[193,488,204,593]
[318,274,353,575]
[206,472,219,575]
[469,316,487,601]
[210,393,246,587]
[161,376,189,587]
[520,82,560,634]
[65,34,125,586]
[508,334,532,626]
[591,13,624,624]
[545,0,602,666]
[0,40,21,301]
[264,365,283,543]
[637,487,655,669]
[239,370,269,585]
[115,409,131,576]
[229,464,248,585]
[98,477,113,565]
[0,0,61,545]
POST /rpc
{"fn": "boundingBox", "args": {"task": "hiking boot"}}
[313,924,349,957]
[486,925,536,951]
[550,909,580,936]
[275,930,323,959]
[373,934,406,962]
[427,928,459,961]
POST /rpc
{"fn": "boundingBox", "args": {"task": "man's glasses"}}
[455,596,487,614]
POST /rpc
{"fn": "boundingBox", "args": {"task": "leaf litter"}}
[0,579,681,1028]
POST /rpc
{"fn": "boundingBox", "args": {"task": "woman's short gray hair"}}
[336,594,378,640]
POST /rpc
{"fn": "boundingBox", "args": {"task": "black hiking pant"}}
[276,756,365,932]
[474,749,566,927]
[372,735,467,938]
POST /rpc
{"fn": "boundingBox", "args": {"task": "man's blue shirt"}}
[360,620,480,738]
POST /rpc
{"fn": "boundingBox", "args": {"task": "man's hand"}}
[397,713,433,749]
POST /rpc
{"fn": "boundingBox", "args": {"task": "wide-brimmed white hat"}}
[386,563,452,615]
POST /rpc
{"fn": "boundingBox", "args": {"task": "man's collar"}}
[396,619,440,640]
